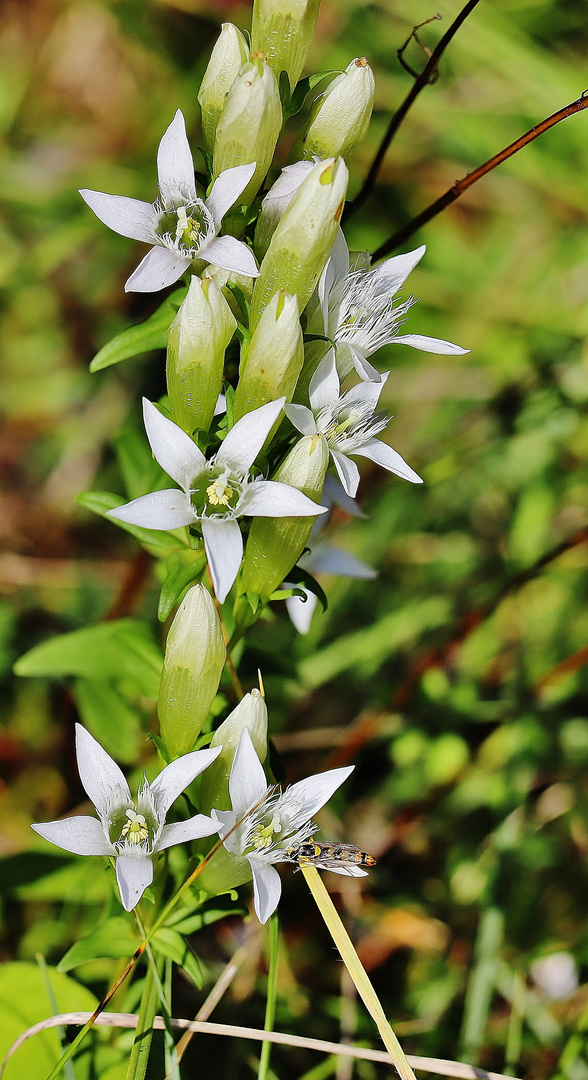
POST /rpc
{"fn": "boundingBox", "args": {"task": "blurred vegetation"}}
[2,0,588,1078]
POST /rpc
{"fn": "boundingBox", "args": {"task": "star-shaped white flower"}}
[80,110,259,292]
[311,230,468,381]
[212,730,359,923]
[285,351,422,497]
[31,725,222,911]
[107,397,328,603]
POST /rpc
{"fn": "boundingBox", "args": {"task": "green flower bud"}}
[235,433,328,626]
[199,689,268,815]
[249,156,348,330]
[198,23,249,156]
[158,584,226,758]
[289,57,375,162]
[166,275,236,436]
[212,55,282,212]
[253,160,314,261]
[233,292,303,426]
[251,0,321,92]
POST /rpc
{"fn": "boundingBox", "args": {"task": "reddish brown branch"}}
[373,92,588,260]
[346,0,482,221]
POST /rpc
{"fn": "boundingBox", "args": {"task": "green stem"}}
[125,962,158,1080]
[301,866,417,1080]
[459,906,504,1065]
[258,913,280,1080]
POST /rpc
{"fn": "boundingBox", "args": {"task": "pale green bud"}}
[158,584,226,758]
[233,292,303,425]
[212,55,282,211]
[205,263,255,321]
[166,275,236,436]
[235,434,329,625]
[251,0,321,92]
[199,689,268,814]
[249,156,348,330]
[254,160,314,261]
[289,57,375,162]
[198,23,250,156]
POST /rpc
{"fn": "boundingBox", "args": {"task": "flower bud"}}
[158,584,226,758]
[205,263,255,321]
[249,156,348,330]
[198,23,249,156]
[166,275,236,436]
[235,434,329,626]
[254,160,315,261]
[233,292,303,425]
[212,55,282,212]
[199,689,268,814]
[251,0,321,92]
[289,58,375,162]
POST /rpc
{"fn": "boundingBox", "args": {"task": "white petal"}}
[303,547,376,579]
[157,109,196,200]
[201,517,243,604]
[216,398,286,472]
[143,398,206,489]
[239,480,328,518]
[354,439,423,483]
[323,473,366,517]
[31,817,114,857]
[250,860,282,924]
[75,724,131,816]
[330,449,360,498]
[79,190,155,242]
[346,345,381,382]
[309,351,340,412]
[156,814,220,851]
[206,163,257,226]
[373,245,426,293]
[283,404,317,436]
[107,490,194,530]
[228,730,268,816]
[125,246,191,293]
[286,590,317,634]
[392,333,469,355]
[150,746,223,816]
[325,865,369,877]
[342,369,388,412]
[329,228,351,283]
[286,765,354,821]
[116,853,154,911]
[202,234,259,277]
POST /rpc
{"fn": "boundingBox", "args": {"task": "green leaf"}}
[278,68,292,111]
[152,927,203,988]
[76,490,188,550]
[58,917,141,972]
[284,70,340,121]
[114,426,163,500]
[158,548,207,621]
[89,287,186,372]
[14,619,163,697]
[73,679,144,764]
[166,905,235,935]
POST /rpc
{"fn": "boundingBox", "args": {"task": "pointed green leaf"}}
[58,917,141,972]
[158,548,207,621]
[89,288,186,372]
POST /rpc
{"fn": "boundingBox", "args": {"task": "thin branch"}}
[373,91,588,260]
[346,0,482,221]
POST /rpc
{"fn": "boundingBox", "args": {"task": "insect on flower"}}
[283,840,377,876]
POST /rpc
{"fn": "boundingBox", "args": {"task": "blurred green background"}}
[2,0,588,1077]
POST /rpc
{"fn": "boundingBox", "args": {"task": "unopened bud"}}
[158,584,226,758]
[233,292,303,425]
[236,434,329,624]
[290,57,375,162]
[249,156,348,330]
[251,0,321,92]
[199,689,268,814]
[254,160,315,261]
[166,275,236,436]
[212,56,282,211]
[198,23,249,155]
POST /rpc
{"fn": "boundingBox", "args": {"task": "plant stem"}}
[258,913,280,1080]
[301,865,417,1080]
[125,962,158,1080]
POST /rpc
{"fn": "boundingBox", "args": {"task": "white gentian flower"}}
[80,110,259,292]
[312,230,468,381]
[285,542,376,634]
[107,397,328,604]
[31,724,222,911]
[212,729,358,923]
[285,351,422,497]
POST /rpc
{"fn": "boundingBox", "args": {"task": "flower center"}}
[190,467,243,517]
[120,809,149,845]
[154,197,213,256]
[248,813,283,853]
